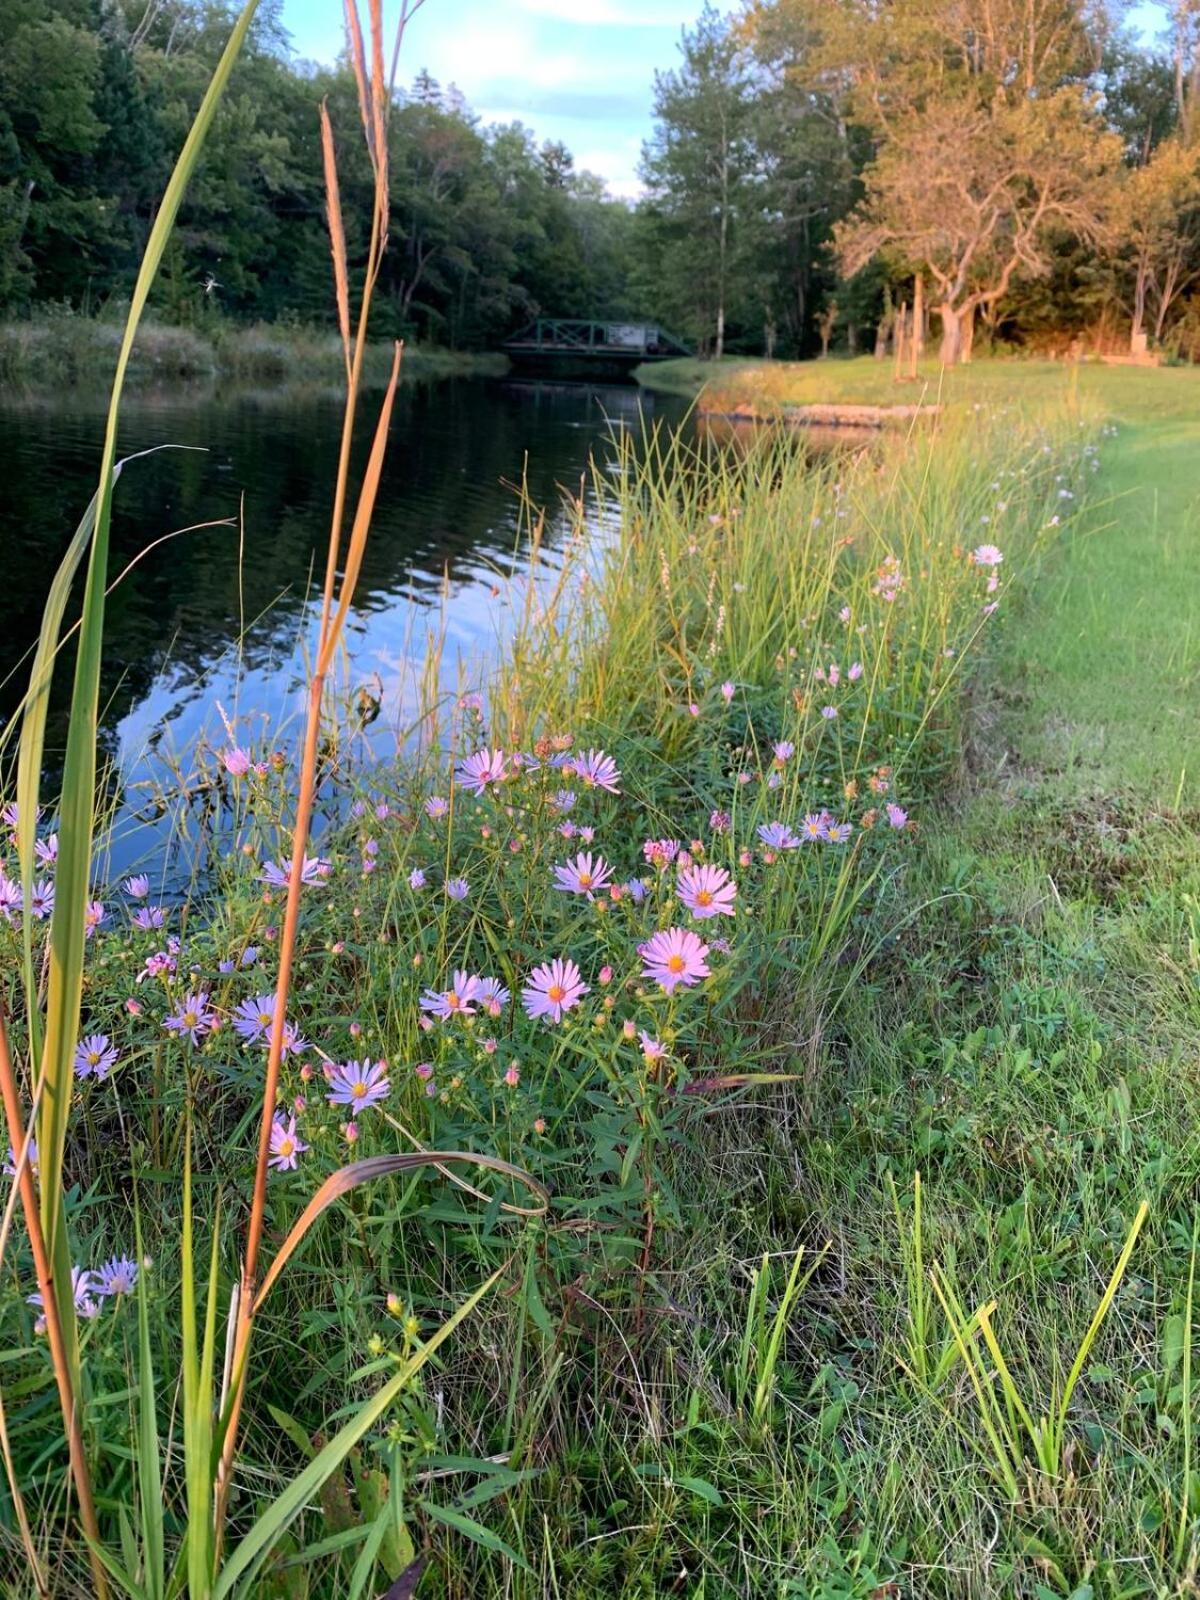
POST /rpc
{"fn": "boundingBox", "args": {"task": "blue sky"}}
[279,0,1172,199]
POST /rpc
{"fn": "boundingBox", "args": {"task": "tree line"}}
[3,0,1199,361]
[641,1,1200,363]
[0,0,636,347]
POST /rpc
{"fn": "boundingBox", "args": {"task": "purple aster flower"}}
[424,795,449,819]
[825,821,853,844]
[34,833,58,867]
[801,813,830,842]
[268,1114,308,1171]
[640,927,711,993]
[821,705,838,720]
[123,875,150,899]
[84,901,106,939]
[0,874,20,921]
[163,992,215,1046]
[409,867,427,890]
[571,749,621,793]
[623,878,647,904]
[30,1266,99,1322]
[326,1059,390,1112]
[445,877,470,902]
[241,946,259,966]
[972,543,1003,566]
[709,810,731,835]
[578,826,595,843]
[1,801,39,834]
[886,803,909,829]
[773,741,795,764]
[132,905,166,931]
[29,880,54,920]
[848,662,864,681]
[476,977,510,1017]
[74,1034,118,1081]
[222,746,251,776]
[522,957,588,1023]
[677,864,737,920]
[551,790,577,814]
[757,822,800,850]
[552,851,614,898]
[232,994,277,1045]
[420,971,481,1019]
[456,748,508,795]
[96,1256,139,1296]
[280,1021,309,1058]
[4,1138,37,1179]
[259,855,330,889]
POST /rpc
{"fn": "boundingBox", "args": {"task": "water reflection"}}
[1,375,689,877]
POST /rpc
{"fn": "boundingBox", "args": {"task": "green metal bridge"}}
[503,318,691,376]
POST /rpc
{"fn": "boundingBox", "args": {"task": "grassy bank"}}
[0,315,508,389]
[637,350,1200,424]
[1,390,1099,1593]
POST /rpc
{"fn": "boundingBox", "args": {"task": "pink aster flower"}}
[84,901,106,939]
[972,543,1003,567]
[420,971,481,1019]
[643,838,680,868]
[522,957,588,1023]
[268,1114,308,1171]
[424,795,449,819]
[773,741,795,765]
[848,662,863,681]
[222,746,251,777]
[720,681,735,702]
[640,927,711,993]
[639,1031,668,1063]
[709,810,730,834]
[552,851,614,898]
[326,1059,390,1112]
[132,904,166,930]
[886,802,909,829]
[456,748,508,795]
[677,863,736,920]
[571,749,621,793]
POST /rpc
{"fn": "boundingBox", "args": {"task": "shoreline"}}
[0,316,509,391]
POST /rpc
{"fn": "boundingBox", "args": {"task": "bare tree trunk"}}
[937,301,963,365]
[1132,256,1149,351]
[960,302,976,363]
[909,274,923,379]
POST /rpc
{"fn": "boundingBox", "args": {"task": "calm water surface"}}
[1,375,690,879]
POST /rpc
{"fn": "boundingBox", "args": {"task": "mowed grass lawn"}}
[602,360,1200,1597]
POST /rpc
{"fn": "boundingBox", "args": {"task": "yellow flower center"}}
[279,1137,294,1157]
[87,1051,100,1066]
[447,992,460,1009]
[578,872,593,888]
[667,954,685,973]
[696,890,713,906]
[352,1081,367,1099]
[548,984,566,1004]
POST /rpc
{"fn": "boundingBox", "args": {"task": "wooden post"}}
[909,274,922,380]
[894,299,907,382]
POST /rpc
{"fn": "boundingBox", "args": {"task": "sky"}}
[278,0,1172,200]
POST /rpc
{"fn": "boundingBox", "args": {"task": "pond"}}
[0,375,691,881]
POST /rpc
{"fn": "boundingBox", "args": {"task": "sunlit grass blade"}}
[251,1150,548,1314]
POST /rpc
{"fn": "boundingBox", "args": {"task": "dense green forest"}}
[2,0,1200,358]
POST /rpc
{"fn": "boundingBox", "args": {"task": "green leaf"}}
[420,1503,532,1574]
